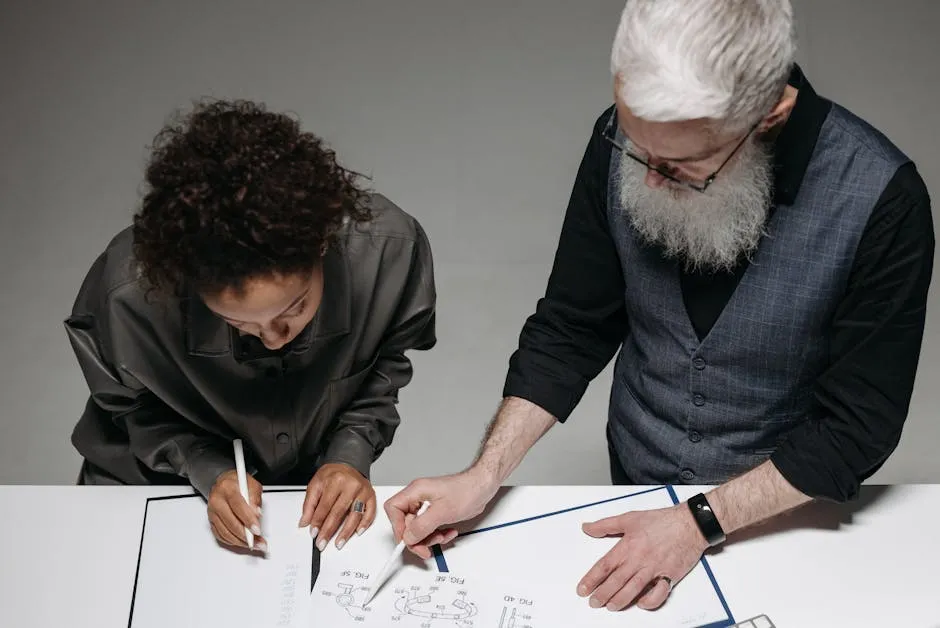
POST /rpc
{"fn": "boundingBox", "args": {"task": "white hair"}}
[611,0,796,134]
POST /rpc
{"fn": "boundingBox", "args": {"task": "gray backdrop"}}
[1,0,937,486]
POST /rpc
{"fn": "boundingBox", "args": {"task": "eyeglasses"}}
[601,113,759,193]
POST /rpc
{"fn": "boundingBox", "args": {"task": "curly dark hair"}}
[131,98,371,297]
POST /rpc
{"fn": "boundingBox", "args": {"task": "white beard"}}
[616,137,774,273]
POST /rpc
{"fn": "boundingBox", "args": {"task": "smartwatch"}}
[687,493,726,547]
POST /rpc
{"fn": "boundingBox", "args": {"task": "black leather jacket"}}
[64,194,436,496]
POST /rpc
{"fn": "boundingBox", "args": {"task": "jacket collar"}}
[183,243,351,357]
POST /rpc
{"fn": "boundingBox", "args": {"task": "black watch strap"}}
[687,493,726,547]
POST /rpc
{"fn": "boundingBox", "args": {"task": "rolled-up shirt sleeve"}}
[772,163,934,502]
[503,108,628,422]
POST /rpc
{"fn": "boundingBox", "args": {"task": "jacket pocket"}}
[327,355,379,416]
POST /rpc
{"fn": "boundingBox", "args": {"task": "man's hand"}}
[383,468,499,559]
[576,504,708,612]
[207,469,265,552]
[298,463,376,552]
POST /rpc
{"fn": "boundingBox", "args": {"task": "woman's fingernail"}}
[317,538,327,552]
[256,540,267,552]
[251,524,261,536]
[310,526,319,538]
[590,597,603,609]
[336,539,345,550]
[357,528,365,536]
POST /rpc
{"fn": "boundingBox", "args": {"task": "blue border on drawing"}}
[435,485,735,628]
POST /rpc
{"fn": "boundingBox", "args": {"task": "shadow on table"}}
[713,484,895,552]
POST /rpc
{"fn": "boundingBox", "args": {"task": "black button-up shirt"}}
[503,65,934,502]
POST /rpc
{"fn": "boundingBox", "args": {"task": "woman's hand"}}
[298,463,376,551]
[207,469,266,552]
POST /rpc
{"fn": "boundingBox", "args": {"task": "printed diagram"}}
[315,573,538,627]
[498,597,536,628]
[392,584,477,626]
[324,581,374,621]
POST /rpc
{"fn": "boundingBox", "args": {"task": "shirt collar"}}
[770,63,832,206]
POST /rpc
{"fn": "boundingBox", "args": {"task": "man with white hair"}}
[386,0,933,613]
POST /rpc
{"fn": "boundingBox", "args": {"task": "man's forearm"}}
[469,396,557,485]
[705,460,813,536]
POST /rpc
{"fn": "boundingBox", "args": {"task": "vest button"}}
[276,432,289,444]
[680,469,695,481]
[689,430,702,443]
[693,394,705,406]
[693,357,706,370]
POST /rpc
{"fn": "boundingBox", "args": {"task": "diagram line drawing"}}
[499,606,517,628]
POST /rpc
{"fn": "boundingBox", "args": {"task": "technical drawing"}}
[499,606,517,628]
[498,604,535,628]
[391,585,477,626]
[315,575,539,626]
[318,581,376,621]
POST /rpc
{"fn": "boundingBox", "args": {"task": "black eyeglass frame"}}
[601,111,760,193]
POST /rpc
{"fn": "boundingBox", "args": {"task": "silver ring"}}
[658,575,673,593]
[351,499,365,513]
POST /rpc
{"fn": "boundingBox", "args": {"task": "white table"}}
[1,484,938,627]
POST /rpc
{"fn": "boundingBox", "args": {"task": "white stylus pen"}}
[232,438,254,550]
[362,500,431,606]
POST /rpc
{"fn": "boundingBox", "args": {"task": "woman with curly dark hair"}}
[64,99,437,555]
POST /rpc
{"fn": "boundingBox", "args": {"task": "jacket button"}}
[693,394,705,406]
[689,430,702,443]
[680,469,695,481]
[692,357,706,370]
[276,432,289,444]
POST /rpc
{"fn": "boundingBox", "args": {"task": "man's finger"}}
[402,502,447,546]
[421,527,460,549]
[299,480,323,528]
[636,576,672,611]
[405,543,434,560]
[605,569,656,612]
[383,497,407,542]
[384,480,434,542]
[586,563,634,609]
[581,515,625,539]
[577,547,622,598]
[316,488,357,552]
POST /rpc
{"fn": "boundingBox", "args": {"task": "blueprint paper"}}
[128,491,312,628]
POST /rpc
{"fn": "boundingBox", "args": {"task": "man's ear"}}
[758,85,798,133]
